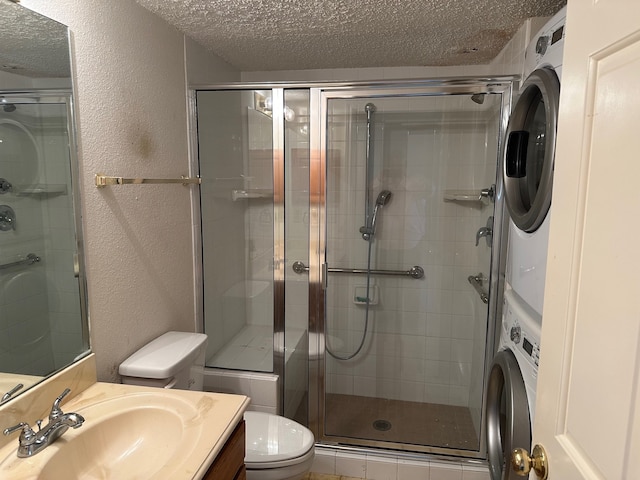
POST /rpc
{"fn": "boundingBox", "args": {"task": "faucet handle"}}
[3,422,36,445]
[49,388,71,421]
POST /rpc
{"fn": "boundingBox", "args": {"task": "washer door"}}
[485,349,531,480]
[503,68,560,232]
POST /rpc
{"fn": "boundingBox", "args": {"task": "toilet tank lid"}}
[119,331,208,379]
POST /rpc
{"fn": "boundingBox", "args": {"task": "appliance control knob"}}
[536,35,549,55]
[510,325,521,343]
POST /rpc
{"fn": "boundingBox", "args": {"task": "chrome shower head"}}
[359,190,393,241]
[375,190,392,206]
[471,94,485,105]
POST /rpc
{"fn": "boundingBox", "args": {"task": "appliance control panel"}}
[523,6,567,78]
[519,325,541,367]
[502,289,542,369]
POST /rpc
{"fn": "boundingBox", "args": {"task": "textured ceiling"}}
[0,0,70,78]
[135,0,566,71]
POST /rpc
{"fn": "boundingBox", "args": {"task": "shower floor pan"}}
[325,394,478,451]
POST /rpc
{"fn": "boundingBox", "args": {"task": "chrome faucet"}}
[3,388,85,458]
[475,216,494,247]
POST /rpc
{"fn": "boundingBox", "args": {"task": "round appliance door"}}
[503,68,560,232]
[485,349,531,480]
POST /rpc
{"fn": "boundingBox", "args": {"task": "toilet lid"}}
[244,411,314,464]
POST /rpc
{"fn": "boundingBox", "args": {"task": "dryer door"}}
[485,349,531,480]
[503,68,560,232]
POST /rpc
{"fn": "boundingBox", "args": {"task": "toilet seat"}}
[244,411,314,468]
[245,446,315,470]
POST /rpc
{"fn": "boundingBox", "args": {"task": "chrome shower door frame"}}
[308,79,515,458]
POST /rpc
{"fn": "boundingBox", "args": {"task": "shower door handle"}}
[292,261,308,274]
[291,261,329,289]
[322,262,328,290]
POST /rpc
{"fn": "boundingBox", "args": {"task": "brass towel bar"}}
[95,174,201,187]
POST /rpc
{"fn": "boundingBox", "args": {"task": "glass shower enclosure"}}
[311,86,507,456]
[194,79,512,457]
[197,88,311,422]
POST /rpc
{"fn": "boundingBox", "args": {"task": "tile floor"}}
[324,394,478,451]
[303,475,361,480]
[307,446,491,480]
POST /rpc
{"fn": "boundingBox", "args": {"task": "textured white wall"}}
[185,37,240,85]
[21,0,238,381]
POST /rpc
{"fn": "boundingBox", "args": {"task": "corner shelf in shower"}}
[231,189,273,201]
[14,184,68,197]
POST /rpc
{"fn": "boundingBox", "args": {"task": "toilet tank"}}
[119,331,208,391]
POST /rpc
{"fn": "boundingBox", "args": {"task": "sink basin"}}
[0,383,248,479]
[0,391,205,479]
[0,369,250,480]
[38,393,200,479]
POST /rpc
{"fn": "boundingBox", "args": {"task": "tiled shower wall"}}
[324,97,499,421]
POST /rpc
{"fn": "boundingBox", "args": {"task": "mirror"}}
[0,0,89,403]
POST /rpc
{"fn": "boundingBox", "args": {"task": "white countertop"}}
[0,381,250,479]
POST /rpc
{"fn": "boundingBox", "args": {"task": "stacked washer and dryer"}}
[485,7,566,480]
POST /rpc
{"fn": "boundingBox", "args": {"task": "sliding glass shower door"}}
[316,88,507,455]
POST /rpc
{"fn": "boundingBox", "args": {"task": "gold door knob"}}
[511,444,548,479]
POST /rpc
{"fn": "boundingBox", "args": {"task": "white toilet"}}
[119,331,315,480]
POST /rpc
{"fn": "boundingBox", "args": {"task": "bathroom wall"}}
[242,65,489,83]
[21,0,240,382]
[0,70,71,90]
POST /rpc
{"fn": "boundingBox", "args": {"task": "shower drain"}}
[373,419,392,431]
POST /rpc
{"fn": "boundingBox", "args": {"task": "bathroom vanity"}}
[0,354,250,479]
[203,420,246,479]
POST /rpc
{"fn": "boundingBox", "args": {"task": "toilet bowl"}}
[119,331,314,480]
[245,411,315,480]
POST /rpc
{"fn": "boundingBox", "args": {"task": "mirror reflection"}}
[0,0,89,403]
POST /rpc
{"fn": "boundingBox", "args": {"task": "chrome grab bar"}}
[292,261,424,279]
[0,253,40,271]
[468,273,489,304]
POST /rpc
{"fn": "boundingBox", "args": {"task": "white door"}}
[522,1,640,479]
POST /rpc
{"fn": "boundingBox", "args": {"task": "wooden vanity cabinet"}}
[203,420,246,480]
